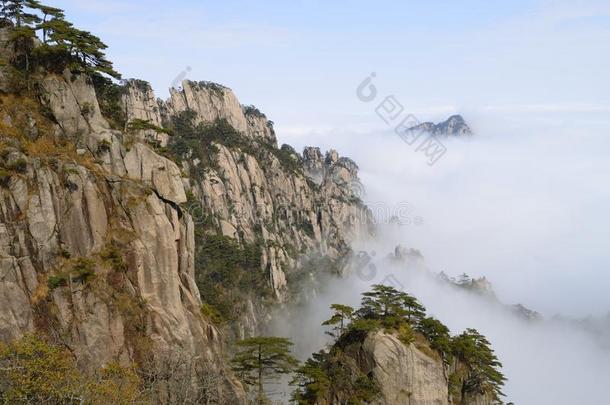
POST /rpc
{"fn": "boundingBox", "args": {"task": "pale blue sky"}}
[47,0,610,140]
[44,1,610,317]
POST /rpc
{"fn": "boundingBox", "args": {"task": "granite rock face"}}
[121,81,373,309]
[361,332,449,405]
[0,56,373,401]
[328,332,498,405]
[0,70,245,401]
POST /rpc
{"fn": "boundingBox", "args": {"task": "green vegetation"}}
[242,104,266,119]
[194,233,268,323]
[91,73,127,129]
[276,144,303,174]
[451,328,506,400]
[162,110,302,179]
[126,118,172,149]
[231,336,298,405]
[291,347,379,405]
[0,334,145,404]
[192,80,227,94]
[200,303,225,326]
[322,304,354,338]
[46,257,96,290]
[416,316,452,363]
[126,118,171,135]
[1,0,121,84]
[292,285,506,404]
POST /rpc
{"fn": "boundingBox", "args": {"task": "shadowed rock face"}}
[409,115,472,136]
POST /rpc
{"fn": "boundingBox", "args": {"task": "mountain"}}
[409,114,473,136]
[0,6,502,404]
[0,19,373,402]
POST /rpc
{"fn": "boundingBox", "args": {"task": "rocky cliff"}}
[307,331,499,405]
[0,23,372,402]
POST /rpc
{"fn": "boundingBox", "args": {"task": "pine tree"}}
[416,317,452,363]
[357,284,426,328]
[1,0,40,79]
[290,351,330,404]
[451,328,506,400]
[27,0,63,43]
[231,336,298,404]
[0,0,120,79]
[322,304,354,338]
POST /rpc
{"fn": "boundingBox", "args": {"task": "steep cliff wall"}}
[121,79,373,336]
[0,21,372,401]
[0,70,244,401]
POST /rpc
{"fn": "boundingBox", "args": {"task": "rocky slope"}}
[0,23,372,402]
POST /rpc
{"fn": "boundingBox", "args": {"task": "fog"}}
[280,113,610,317]
[271,115,610,404]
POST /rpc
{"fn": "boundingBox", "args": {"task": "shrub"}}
[80,102,94,117]
[5,157,27,173]
[0,334,82,403]
[91,73,127,130]
[71,257,96,283]
[299,218,315,238]
[126,119,172,135]
[200,303,225,326]
[0,335,146,404]
[194,234,267,322]
[47,257,96,290]
[47,274,67,290]
[100,241,127,273]
[242,104,266,119]
[0,169,12,187]
[97,139,111,154]
[397,323,415,345]
[193,81,227,94]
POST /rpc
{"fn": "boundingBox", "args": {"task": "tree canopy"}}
[231,336,298,404]
[357,284,426,329]
[322,304,354,338]
[0,0,120,79]
[451,328,506,400]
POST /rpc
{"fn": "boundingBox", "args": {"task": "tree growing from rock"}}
[322,304,354,338]
[357,284,426,328]
[0,0,120,79]
[416,316,452,363]
[451,328,506,400]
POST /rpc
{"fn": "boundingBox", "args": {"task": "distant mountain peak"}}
[409,114,472,136]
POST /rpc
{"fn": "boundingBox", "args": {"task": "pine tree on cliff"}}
[322,304,354,338]
[416,316,452,363]
[358,284,426,328]
[0,0,120,79]
[26,0,62,43]
[451,328,506,400]
[0,0,40,77]
[231,337,298,404]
